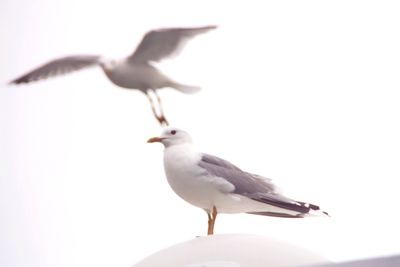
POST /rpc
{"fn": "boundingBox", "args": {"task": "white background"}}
[1,1,400,267]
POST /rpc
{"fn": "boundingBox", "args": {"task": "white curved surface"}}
[132,234,330,267]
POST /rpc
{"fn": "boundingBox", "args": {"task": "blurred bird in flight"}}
[9,26,217,126]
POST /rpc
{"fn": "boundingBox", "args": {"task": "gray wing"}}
[199,153,320,214]
[129,25,217,63]
[199,153,277,194]
[10,55,101,84]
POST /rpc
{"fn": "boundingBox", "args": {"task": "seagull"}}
[148,127,329,235]
[9,26,217,126]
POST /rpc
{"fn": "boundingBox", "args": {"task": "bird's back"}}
[101,60,172,91]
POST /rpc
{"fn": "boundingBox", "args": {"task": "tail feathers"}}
[247,212,304,218]
[299,202,330,217]
[305,210,331,217]
[248,202,330,219]
[170,82,201,94]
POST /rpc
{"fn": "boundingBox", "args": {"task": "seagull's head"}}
[147,127,192,147]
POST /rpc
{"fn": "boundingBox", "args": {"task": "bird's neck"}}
[164,143,199,162]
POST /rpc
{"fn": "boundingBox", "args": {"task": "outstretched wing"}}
[10,55,101,84]
[198,153,321,215]
[129,26,217,63]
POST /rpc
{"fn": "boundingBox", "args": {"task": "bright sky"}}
[1,1,400,267]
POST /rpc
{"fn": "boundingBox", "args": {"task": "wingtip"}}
[322,211,331,217]
[198,25,218,32]
[204,25,218,30]
[8,79,18,86]
[310,204,330,217]
[8,77,27,85]
[8,73,34,85]
[309,207,331,217]
[301,202,330,217]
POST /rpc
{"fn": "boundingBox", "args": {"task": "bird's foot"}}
[157,115,169,126]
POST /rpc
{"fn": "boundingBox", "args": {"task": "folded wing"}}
[198,153,322,216]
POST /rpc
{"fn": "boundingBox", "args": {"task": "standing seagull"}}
[148,127,329,235]
[9,26,217,126]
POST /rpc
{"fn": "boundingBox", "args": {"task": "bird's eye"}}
[171,130,177,135]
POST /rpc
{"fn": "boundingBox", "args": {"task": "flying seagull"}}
[148,127,329,235]
[9,26,217,126]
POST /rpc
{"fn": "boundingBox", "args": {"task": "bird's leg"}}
[146,91,168,126]
[152,89,169,126]
[207,213,213,235]
[211,206,218,234]
[207,206,218,235]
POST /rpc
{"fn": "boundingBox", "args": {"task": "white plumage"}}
[148,127,329,235]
